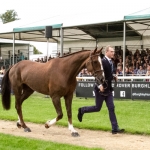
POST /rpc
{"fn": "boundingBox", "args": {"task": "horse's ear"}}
[100,47,103,52]
[93,47,97,53]
[97,47,103,53]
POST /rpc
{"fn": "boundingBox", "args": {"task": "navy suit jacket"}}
[96,56,114,95]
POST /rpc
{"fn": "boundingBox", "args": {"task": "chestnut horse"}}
[1,48,104,137]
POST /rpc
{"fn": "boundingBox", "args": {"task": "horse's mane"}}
[59,50,90,58]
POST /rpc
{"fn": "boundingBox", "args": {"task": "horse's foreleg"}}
[64,94,79,137]
[45,96,63,128]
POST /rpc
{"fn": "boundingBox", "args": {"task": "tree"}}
[0,9,20,24]
[31,45,43,54]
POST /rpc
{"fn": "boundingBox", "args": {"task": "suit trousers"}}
[81,85,118,130]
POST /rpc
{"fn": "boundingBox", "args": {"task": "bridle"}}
[87,51,108,89]
[86,51,101,77]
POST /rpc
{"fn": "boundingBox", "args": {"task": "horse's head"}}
[86,47,105,84]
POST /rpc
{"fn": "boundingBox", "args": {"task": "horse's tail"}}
[1,68,11,110]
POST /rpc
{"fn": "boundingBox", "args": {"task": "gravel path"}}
[0,120,150,150]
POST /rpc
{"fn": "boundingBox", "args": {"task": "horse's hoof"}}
[71,132,80,137]
[24,128,31,132]
[16,122,21,128]
[45,123,49,129]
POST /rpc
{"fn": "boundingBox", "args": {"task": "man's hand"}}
[113,75,118,81]
[115,75,118,81]
[99,85,104,92]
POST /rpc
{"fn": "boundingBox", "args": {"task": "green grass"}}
[0,92,150,135]
[0,133,103,150]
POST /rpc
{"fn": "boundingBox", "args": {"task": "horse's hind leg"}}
[15,84,34,132]
[64,93,79,137]
[45,96,63,128]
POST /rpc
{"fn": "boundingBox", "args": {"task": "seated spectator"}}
[41,58,44,63]
[48,56,52,61]
[116,65,123,76]
[36,58,40,62]
[145,71,150,81]
[133,63,139,75]
[143,62,147,71]
[128,66,134,76]
[125,66,132,81]
[0,66,5,75]
[137,65,146,81]
[116,65,123,81]
[118,58,123,67]
[125,66,130,76]
[137,65,146,76]
[113,54,119,68]
[134,49,140,58]
[147,63,150,71]
[77,68,89,81]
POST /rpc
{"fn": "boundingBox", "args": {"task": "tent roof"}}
[1,7,150,44]
[0,20,141,43]
[0,42,29,46]
[61,20,141,43]
[0,22,62,43]
[124,7,150,20]
[124,7,150,36]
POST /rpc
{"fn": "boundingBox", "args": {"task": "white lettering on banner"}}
[125,84,130,87]
[120,91,126,97]
[78,83,94,87]
[93,91,95,96]
[132,84,150,88]
[116,83,130,88]
[132,93,150,96]
[118,84,122,87]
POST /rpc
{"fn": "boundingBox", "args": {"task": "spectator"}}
[145,71,150,81]
[116,65,123,76]
[137,65,146,76]
[18,52,25,61]
[0,66,5,75]
[116,65,123,81]
[137,65,146,81]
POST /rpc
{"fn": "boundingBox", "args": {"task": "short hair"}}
[104,45,111,53]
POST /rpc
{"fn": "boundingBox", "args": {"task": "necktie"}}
[109,60,113,73]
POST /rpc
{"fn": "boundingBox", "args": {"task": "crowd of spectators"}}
[114,48,150,77]
[78,48,150,81]
[34,52,71,62]
[2,48,150,81]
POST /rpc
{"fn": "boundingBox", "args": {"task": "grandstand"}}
[0,42,30,69]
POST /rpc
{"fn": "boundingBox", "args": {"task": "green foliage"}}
[0,9,20,24]
[30,45,43,54]
[0,133,102,150]
[0,93,150,135]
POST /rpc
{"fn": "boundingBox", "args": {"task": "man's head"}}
[105,45,115,59]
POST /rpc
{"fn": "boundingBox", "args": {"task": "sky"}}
[0,0,150,55]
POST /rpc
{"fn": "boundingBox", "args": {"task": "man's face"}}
[106,47,115,59]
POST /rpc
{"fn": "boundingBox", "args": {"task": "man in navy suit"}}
[77,45,125,134]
